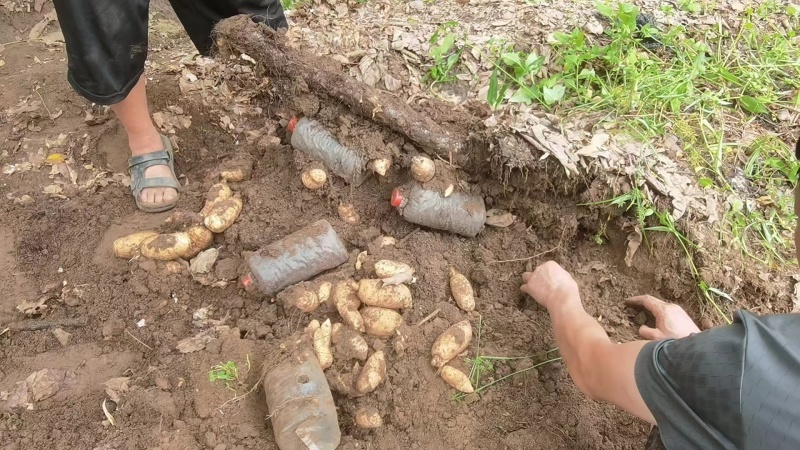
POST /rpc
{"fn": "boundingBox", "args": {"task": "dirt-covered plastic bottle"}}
[390,182,486,237]
[242,220,349,297]
[263,345,341,450]
[288,116,368,186]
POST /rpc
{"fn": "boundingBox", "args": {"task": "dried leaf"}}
[5,369,76,410]
[519,127,579,177]
[624,228,642,267]
[103,377,130,404]
[384,74,402,92]
[42,184,64,197]
[175,327,228,353]
[575,133,610,158]
[45,134,68,148]
[28,13,55,41]
[46,153,65,165]
[485,209,515,227]
[16,296,48,315]
[51,328,72,346]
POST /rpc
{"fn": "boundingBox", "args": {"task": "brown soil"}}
[0,4,782,450]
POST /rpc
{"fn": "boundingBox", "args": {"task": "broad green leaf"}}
[524,53,542,72]
[552,32,571,44]
[431,33,456,59]
[698,177,714,188]
[740,95,768,114]
[488,68,500,108]
[594,1,615,18]
[501,52,522,68]
[509,87,535,104]
[543,84,566,105]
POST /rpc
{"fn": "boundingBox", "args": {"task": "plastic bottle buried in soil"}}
[289,117,368,186]
[243,220,349,297]
[391,182,486,238]
[263,346,341,450]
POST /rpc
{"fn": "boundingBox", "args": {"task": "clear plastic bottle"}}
[242,220,348,296]
[264,345,341,450]
[288,117,368,186]
[391,183,486,237]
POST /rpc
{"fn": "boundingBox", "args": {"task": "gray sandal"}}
[128,135,181,213]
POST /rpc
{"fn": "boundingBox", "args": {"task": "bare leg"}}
[111,76,178,206]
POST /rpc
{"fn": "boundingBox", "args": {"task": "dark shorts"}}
[635,310,800,449]
[52,0,287,105]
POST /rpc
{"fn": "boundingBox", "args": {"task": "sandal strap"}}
[133,176,181,192]
[128,149,172,170]
[128,138,181,195]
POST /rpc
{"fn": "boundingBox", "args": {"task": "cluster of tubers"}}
[292,258,419,429]
[112,182,243,261]
[432,320,475,393]
[290,257,479,429]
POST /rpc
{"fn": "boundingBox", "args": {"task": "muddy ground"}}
[0,2,790,450]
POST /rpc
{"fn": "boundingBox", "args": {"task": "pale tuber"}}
[301,168,327,190]
[354,407,383,428]
[140,233,193,261]
[361,306,404,337]
[112,231,158,259]
[357,279,413,310]
[355,351,387,395]
[440,365,474,393]
[200,183,232,217]
[204,197,243,233]
[431,320,472,368]
[370,158,391,176]
[318,281,332,304]
[410,155,435,182]
[313,319,333,370]
[449,268,475,312]
[337,203,360,225]
[333,281,365,332]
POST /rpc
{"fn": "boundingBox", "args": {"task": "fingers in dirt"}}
[625,295,665,309]
[521,272,532,282]
[638,325,661,341]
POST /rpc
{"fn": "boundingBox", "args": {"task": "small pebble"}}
[205,431,217,448]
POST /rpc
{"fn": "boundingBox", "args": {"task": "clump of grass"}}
[482,1,798,267]
[209,355,252,390]
[584,168,734,323]
[209,361,240,385]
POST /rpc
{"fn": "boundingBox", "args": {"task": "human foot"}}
[128,135,181,212]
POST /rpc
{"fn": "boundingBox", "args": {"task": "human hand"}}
[626,295,700,340]
[521,261,580,311]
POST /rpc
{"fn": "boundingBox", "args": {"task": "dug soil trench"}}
[0,5,783,450]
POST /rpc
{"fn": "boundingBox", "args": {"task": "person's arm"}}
[521,263,701,425]
[537,279,655,424]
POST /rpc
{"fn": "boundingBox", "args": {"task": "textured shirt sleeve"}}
[634,324,746,450]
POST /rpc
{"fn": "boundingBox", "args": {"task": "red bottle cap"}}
[390,188,403,208]
[287,116,299,133]
[241,273,253,288]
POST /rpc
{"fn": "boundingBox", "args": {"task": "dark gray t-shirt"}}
[635,310,800,449]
